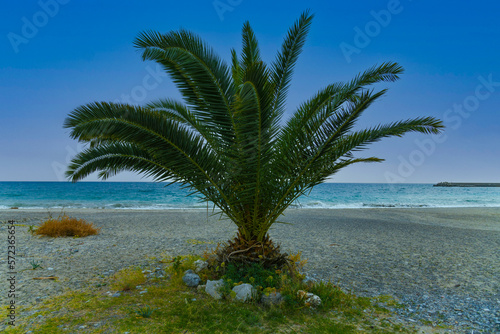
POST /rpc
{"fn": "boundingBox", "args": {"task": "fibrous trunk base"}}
[216,232,289,270]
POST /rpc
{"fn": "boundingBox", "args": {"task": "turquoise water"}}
[1,182,500,210]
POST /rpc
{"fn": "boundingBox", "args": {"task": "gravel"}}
[0,208,499,333]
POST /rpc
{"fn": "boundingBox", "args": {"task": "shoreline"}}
[2,206,500,231]
[3,204,500,211]
[1,207,499,331]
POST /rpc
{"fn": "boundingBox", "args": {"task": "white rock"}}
[194,260,209,273]
[306,294,322,307]
[205,279,225,299]
[297,290,321,307]
[232,284,256,302]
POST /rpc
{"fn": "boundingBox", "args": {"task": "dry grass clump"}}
[35,214,101,237]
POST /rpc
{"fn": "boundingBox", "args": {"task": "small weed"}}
[172,256,182,271]
[28,225,38,235]
[288,251,308,271]
[134,305,155,318]
[30,260,43,270]
[164,254,200,274]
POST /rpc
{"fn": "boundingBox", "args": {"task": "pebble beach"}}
[1,207,499,333]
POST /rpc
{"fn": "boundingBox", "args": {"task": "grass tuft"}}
[35,214,100,237]
[134,305,156,318]
[111,267,146,291]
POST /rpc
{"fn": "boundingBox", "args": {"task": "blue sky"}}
[1,0,499,183]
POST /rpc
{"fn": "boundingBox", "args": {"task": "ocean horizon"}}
[1,181,500,210]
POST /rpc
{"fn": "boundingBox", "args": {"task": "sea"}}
[1,182,500,210]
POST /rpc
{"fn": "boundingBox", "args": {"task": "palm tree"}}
[65,11,443,268]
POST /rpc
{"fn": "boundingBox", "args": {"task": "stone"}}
[205,279,225,299]
[194,259,209,273]
[297,290,321,307]
[261,291,283,305]
[112,292,121,297]
[182,270,201,287]
[197,284,206,291]
[232,284,256,302]
[154,268,166,277]
[306,294,322,307]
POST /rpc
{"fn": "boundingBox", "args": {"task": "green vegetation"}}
[133,305,156,319]
[2,254,412,333]
[64,11,443,269]
[27,224,37,235]
[29,260,43,270]
[222,261,282,291]
[110,267,147,291]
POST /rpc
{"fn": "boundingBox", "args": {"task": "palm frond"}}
[271,10,314,118]
[66,142,177,183]
[134,29,235,148]
[240,21,261,73]
[64,102,238,217]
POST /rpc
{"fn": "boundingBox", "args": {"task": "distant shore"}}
[434,182,500,187]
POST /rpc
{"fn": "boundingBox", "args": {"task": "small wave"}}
[364,203,397,208]
[362,203,430,208]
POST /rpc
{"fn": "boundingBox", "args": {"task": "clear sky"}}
[1,0,499,183]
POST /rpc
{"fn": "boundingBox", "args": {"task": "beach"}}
[1,207,499,331]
